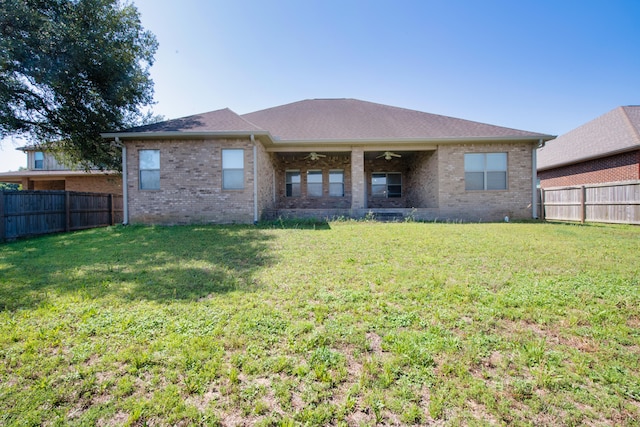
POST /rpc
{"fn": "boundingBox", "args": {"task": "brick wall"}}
[538,150,640,188]
[406,151,438,208]
[437,142,535,221]
[33,180,65,190]
[123,139,537,224]
[255,141,276,219]
[126,138,254,224]
[66,175,122,194]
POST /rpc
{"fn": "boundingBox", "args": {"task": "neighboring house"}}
[101,98,554,224]
[0,146,122,194]
[538,106,640,188]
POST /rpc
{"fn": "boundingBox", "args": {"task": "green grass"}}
[1,221,639,426]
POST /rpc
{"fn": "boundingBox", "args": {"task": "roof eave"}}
[265,134,554,146]
[100,130,273,140]
[0,170,119,180]
[101,131,554,147]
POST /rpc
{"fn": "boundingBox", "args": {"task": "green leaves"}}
[0,0,158,170]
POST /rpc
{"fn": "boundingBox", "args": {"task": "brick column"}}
[22,177,32,190]
[351,148,365,210]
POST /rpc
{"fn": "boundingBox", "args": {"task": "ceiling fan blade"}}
[377,151,401,160]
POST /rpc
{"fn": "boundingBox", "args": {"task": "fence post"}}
[580,185,586,224]
[108,194,114,226]
[540,188,545,220]
[0,192,5,242]
[65,191,71,232]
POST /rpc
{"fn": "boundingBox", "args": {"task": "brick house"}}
[101,99,553,224]
[538,106,640,188]
[0,146,122,194]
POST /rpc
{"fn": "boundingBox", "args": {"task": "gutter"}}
[101,131,555,147]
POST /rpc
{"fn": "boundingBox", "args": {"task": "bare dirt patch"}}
[366,331,383,355]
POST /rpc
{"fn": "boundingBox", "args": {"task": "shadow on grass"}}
[0,224,275,310]
[257,218,332,230]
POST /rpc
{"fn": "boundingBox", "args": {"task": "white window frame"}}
[286,170,301,197]
[222,149,244,190]
[139,149,160,190]
[329,169,344,197]
[464,152,508,191]
[34,151,44,170]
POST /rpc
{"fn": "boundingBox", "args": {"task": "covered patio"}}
[263,147,440,220]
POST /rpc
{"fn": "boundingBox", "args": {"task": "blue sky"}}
[1,0,639,171]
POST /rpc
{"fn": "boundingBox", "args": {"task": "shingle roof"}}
[241,98,547,140]
[538,106,640,170]
[107,99,551,142]
[124,108,263,133]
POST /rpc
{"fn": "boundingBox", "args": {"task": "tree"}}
[0,0,158,171]
[0,182,20,191]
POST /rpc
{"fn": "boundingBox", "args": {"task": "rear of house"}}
[103,99,553,224]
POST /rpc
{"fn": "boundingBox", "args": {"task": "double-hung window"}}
[372,172,401,198]
[307,170,323,197]
[34,151,44,169]
[464,153,507,190]
[222,149,244,190]
[139,150,160,190]
[286,171,301,197]
[329,170,344,197]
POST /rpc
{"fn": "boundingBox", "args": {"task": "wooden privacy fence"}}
[541,180,640,225]
[0,190,123,241]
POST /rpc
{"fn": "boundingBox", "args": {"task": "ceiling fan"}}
[304,152,326,161]
[377,151,401,160]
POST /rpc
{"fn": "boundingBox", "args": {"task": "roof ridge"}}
[620,106,640,146]
[226,107,266,131]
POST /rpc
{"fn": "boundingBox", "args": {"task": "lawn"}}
[0,221,639,426]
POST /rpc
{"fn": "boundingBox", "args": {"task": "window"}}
[34,151,44,169]
[307,170,323,197]
[464,153,507,191]
[286,171,301,197]
[222,149,244,190]
[139,150,160,190]
[329,170,344,197]
[372,173,401,198]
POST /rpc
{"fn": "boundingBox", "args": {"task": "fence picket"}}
[0,191,123,241]
[541,180,640,225]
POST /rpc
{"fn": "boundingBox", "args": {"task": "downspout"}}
[532,139,543,219]
[117,137,129,225]
[252,134,258,224]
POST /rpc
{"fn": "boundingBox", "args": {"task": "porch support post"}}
[351,148,365,211]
